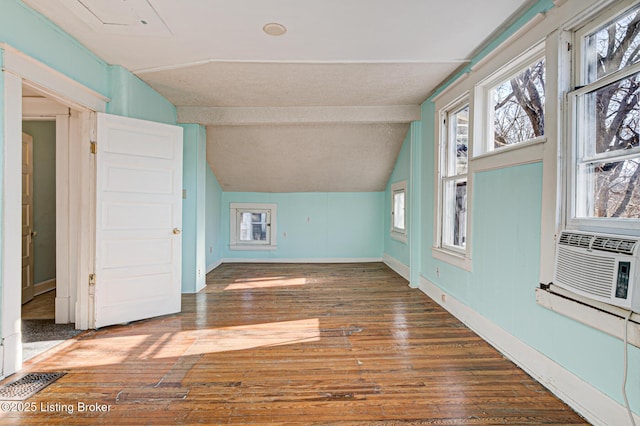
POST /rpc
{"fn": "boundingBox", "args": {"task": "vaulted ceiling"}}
[24,0,534,192]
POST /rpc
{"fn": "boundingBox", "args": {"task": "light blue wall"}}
[0,1,176,126]
[0,1,182,306]
[0,50,5,297]
[22,121,56,284]
[383,131,410,266]
[180,124,206,293]
[429,0,555,101]
[0,0,108,95]
[418,0,640,414]
[221,192,384,260]
[205,166,223,270]
[107,66,177,125]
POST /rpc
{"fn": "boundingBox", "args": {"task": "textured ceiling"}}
[207,123,409,192]
[23,0,535,192]
[139,62,457,108]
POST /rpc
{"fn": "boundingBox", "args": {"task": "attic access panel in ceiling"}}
[66,0,171,36]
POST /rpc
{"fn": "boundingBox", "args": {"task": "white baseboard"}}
[55,296,70,324]
[0,331,21,379]
[382,253,410,281]
[206,259,222,274]
[418,276,640,426]
[221,257,383,264]
[34,278,56,296]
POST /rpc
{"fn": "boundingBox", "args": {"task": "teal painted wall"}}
[472,164,639,410]
[22,121,56,284]
[383,131,410,266]
[221,192,384,260]
[418,0,640,413]
[0,1,108,96]
[205,166,223,270]
[107,66,177,125]
[0,50,5,300]
[180,124,206,293]
[428,0,555,101]
[0,1,181,308]
[0,1,176,126]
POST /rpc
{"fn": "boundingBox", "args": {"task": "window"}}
[492,58,545,148]
[441,103,469,251]
[391,180,407,243]
[570,3,640,231]
[477,44,546,156]
[229,203,277,250]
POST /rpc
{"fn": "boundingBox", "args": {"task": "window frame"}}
[565,1,640,236]
[229,203,278,251]
[475,42,547,157]
[433,94,473,270]
[390,180,408,243]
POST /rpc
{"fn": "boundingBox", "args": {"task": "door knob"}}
[172,228,182,235]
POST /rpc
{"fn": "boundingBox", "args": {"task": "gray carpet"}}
[21,319,83,362]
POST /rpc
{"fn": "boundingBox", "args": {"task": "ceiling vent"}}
[67,0,171,36]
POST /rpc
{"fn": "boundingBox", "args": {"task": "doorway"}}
[0,55,105,377]
[20,85,83,362]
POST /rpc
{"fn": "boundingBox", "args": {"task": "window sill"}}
[230,245,277,251]
[536,285,640,348]
[472,137,546,172]
[390,232,408,244]
[431,247,472,271]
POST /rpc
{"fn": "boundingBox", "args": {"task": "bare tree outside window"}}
[493,59,546,148]
[580,6,640,219]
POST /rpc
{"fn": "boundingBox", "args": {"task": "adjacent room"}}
[0,0,638,424]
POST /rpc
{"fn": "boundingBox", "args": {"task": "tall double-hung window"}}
[441,103,469,251]
[391,180,408,243]
[570,3,640,232]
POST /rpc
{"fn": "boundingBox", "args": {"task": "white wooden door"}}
[94,113,183,328]
[21,133,35,305]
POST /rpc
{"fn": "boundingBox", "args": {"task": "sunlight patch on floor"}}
[183,318,320,356]
[225,277,308,290]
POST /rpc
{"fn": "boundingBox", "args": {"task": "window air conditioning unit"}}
[554,231,639,312]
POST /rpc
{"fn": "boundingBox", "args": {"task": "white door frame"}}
[1,44,108,377]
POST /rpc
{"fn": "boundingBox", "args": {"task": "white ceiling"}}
[24,0,534,192]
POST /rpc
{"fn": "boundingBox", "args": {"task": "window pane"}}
[493,59,545,148]
[393,191,405,230]
[443,179,467,248]
[584,5,640,84]
[579,71,640,157]
[239,212,268,241]
[449,106,469,175]
[578,158,640,219]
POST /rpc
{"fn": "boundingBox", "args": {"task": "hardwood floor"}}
[21,290,55,320]
[1,263,586,424]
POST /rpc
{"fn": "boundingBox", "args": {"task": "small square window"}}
[230,203,277,250]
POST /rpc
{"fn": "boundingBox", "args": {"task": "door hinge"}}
[567,42,572,51]
[90,142,97,155]
[89,273,96,286]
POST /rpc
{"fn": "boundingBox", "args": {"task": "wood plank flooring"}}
[21,290,55,320]
[1,263,586,424]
